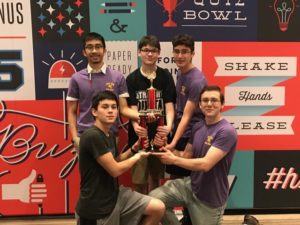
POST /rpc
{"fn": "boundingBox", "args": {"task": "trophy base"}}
[145,146,163,153]
[163,19,177,27]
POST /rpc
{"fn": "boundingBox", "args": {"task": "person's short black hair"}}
[138,35,161,50]
[83,32,106,49]
[92,91,118,110]
[172,34,194,52]
[200,85,225,104]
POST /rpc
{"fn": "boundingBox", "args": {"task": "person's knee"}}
[140,198,165,224]
[145,198,165,218]
[152,198,166,217]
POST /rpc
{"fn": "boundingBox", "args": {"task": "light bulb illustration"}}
[273,0,296,31]
[48,59,76,89]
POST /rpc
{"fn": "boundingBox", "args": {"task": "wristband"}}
[131,147,138,155]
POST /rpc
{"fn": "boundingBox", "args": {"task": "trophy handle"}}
[175,0,185,11]
[154,0,164,7]
[178,0,185,6]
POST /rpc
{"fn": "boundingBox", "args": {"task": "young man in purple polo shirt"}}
[162,34,207,224]
[150,85,237,225]
[67,32,139,151]
[165,34,208,178]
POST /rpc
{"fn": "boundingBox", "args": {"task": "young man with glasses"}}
[165,34,208,178]
[150,85,237,225]
[126,35,176,194]
[159,33,208,225]
[67,32,139,151]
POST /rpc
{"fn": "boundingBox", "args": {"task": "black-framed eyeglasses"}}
[140,48,159,54]
[173,49,192,55]
[85,44,104,51]
[201,98,220,104]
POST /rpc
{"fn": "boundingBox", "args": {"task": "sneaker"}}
[180,208,192,225]
[242,214,260,225]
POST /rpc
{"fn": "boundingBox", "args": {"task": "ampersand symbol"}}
[110,19,128,33]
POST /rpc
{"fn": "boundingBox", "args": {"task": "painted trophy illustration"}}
[155,0,185,27]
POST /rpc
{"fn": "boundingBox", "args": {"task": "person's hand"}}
[151,147,176,165]
[133,137,149,151]
[146,112,158,123]
[153,125,171,147]
[133,123,148,138]
[137,150,151,159]
[156,125,171,137]
[133,150,150,161]
[153,133,167,147]
[72,136,80,152]
[164,141,176,151]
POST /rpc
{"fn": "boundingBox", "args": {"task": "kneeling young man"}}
[76,91,165,225]
[150,85,237,225]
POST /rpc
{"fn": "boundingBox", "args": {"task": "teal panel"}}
[89,0,146,40]
[227,151,254,209]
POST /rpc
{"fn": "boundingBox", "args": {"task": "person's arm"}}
[166,100,197,148]
[175,146,227,172]
[165,102,175,132]
[117,141,140,161]
[157,102,175,136]
[119,97,139,121]
[129,105,147,138]
[96,149,149,178]
[67,100,79,145]
[172,142,193,159]
[158,144,228,172]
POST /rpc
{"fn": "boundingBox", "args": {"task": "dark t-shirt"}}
[126,67,176,147]
[76,125,119,219]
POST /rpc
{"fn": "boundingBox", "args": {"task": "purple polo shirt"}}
[67,65,128,135]
[175,67,207,138]
[190,119,237,207]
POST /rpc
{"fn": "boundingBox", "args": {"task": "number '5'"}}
[0,51,23,91]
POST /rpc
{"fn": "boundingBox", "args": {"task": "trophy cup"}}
[155,0,185,27]
[139,71,164,152]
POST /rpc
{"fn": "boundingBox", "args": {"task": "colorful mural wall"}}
[1,0,299,216]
